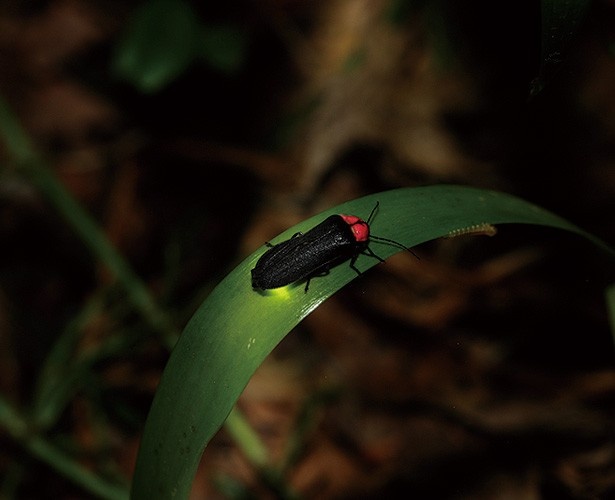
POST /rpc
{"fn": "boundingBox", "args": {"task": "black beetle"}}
[251,202,415,292]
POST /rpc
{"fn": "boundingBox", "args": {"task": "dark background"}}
[0,0,613,498]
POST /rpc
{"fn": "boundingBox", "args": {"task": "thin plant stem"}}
[0,94,270,496]
[0,95,177,348]
[0,397,129,499]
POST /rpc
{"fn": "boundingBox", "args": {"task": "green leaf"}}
[199,24,248,75]
[113,0,202,93]
[531,0,591,95]
[131,185,614,499]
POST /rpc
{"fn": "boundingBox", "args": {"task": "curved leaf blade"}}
[131,185,614,499]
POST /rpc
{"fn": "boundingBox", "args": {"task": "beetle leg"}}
[349,255,363,276]
[264,231,303,248]
[362,246,385,263]
[304,268,331,293]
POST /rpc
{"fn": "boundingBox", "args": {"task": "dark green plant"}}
[131,185,615,498]
[0,1,606,498]
[113,0,248,93]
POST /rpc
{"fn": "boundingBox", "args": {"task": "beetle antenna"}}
[369,235,419,259]
[367,201,380,225]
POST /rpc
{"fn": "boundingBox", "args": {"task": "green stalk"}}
[0,94,270,496]
[25,437,129,500]
[0,96,176,346]
[224,407,269,468]
[132,185,615,499]
[0,398,128,499]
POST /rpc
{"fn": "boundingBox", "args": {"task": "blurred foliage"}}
[113,0,248,93]
[0,0,613,498]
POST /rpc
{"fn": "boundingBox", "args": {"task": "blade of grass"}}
[131,185,615,499]
[0,397,128,500]
[30,291,106,429]
[25,435,129,500]
[24,163,176,345]
[224,407,269,468]
[0,93,265,496]
[30,325,146,433]
[0,94,169,497]
[0,95,177,346]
